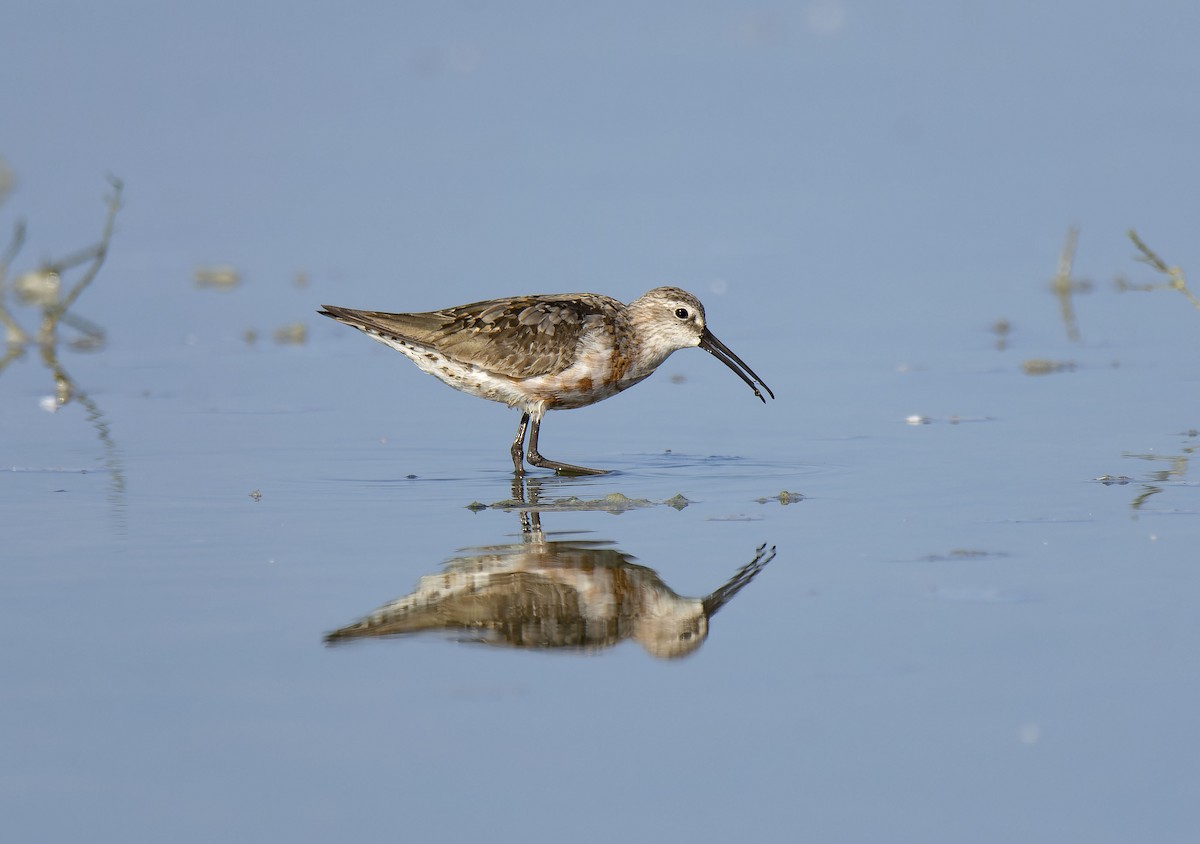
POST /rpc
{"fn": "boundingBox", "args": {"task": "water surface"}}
[3,3,1199,842]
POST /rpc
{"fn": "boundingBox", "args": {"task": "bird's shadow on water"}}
[323,476,776,659]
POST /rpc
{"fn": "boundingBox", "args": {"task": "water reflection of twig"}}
[40,341,127,508]
[1123,451,1188,482]
[1123,444,1191,515]
[1129,485,1163,512]
[0,177,126,520]
[326,477,776,659]
[1049,227,1090,343]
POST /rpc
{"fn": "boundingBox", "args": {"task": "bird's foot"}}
[526,451,610,476]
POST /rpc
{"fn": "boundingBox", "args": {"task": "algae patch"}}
[467,491,691,513]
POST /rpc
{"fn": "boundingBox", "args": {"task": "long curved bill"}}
[702,544,777,617]
[698,327,775,403]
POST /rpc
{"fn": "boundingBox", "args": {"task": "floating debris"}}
[193,265,241,289]
[991,318,1011,351]
[905,415,932,425]
[272,322,308,345]
[249,489,263,501]
[755,490,804,505]
[1021,358,1076,375]
[663,493,691,510]
[1094,475,1133,485]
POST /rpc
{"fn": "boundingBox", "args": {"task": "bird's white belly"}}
[371,329,648,415]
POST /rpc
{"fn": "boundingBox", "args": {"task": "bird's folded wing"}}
[360,294,620,379]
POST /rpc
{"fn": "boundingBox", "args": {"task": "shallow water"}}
[4,4,1200,843]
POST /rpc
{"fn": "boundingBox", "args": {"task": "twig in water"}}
[0,220,29,345]
[1126,229,1200,311]
[40,176,123,342]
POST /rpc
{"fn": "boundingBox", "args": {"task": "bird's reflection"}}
[326,479,775,659]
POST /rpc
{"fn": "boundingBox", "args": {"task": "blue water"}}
[3,3,1199,842]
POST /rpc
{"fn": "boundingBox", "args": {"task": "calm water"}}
[3,3,1199,842]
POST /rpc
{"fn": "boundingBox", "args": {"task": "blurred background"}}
[3,3,1198,842]
[5,1,1197,343]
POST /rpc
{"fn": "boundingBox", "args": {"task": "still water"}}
[3,3,1200,843]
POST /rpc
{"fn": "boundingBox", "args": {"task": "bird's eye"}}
[674,308,689,320]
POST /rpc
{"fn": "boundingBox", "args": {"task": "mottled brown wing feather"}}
[321,294,621,379]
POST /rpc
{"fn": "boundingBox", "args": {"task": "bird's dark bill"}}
[698,328,775,403]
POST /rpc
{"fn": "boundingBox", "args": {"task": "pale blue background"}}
[3,3,1199,842]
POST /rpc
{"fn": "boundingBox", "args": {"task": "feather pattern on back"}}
[320,294,624,379]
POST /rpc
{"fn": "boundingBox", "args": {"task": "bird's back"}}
[319,293,624,379]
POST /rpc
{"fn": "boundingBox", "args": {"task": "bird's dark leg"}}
[511,412,531,476]
[512,475,546,535]
[525,415,609,476]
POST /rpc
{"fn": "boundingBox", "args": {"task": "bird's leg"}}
[511,475,547,535]
[511,412,531,476]
[525,415,609,476]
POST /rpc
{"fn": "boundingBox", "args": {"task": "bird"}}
[323,539,776,659]
[319,286,773,475]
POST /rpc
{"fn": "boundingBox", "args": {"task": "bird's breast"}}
[528,331,649,410]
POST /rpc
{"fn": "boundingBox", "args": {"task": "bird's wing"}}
[324,572,592,647]
[320,294,620,379]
